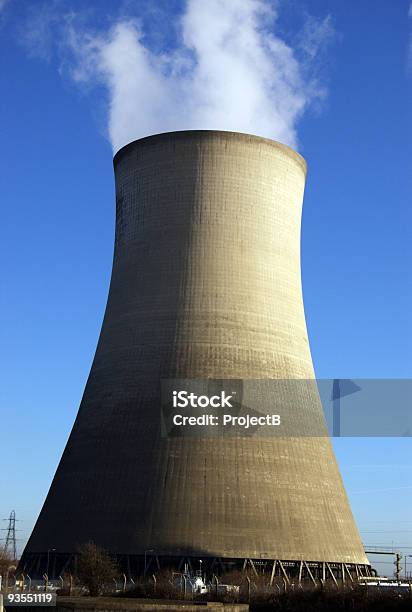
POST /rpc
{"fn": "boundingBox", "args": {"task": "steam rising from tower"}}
[65,0,333,152]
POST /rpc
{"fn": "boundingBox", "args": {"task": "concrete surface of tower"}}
[20,131,369,580]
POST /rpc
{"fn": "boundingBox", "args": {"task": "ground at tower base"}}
[10,545,411,611]
[2,577,411,612]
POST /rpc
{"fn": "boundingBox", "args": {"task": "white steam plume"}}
[65,0,333,153]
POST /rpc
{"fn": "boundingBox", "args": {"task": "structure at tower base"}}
[20,131,370,582]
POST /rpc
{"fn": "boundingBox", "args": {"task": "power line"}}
[360,520,412,524]
[364,544,412,550]
[360,529,412,533]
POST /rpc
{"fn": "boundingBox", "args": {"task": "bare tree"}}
[0,548,16,592]
[76,541,119,597]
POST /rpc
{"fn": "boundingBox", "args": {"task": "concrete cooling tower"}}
[20,131,370,583]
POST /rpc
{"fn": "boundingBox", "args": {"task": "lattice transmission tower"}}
[2,510,17,560]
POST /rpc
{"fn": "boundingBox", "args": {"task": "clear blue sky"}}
[0,0,411,577]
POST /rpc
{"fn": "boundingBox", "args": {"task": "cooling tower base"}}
[19,551,372,584]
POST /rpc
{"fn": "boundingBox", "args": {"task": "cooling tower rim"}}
[113,129,307,175]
